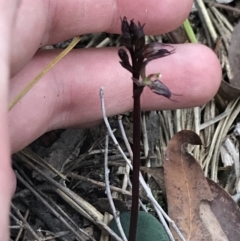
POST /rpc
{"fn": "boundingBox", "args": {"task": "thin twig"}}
[14,209,29,241]
[14,171,87,241]
[39,190,96,241]
[100,87,186,241]
[208,1,240,15]
[100,212,113,241]
[69,173,132,197]
[16,153,122,241]
[11,203,42,241]
[104,133,127,241]
[100,88,132,169]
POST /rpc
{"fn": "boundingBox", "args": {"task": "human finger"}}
[9,43,221,153]
[0,0,20,239]
[11,0,193,75]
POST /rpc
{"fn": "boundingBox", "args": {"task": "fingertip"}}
[180,44,221,105]
[112,0,193,34]
[141,44,222,110]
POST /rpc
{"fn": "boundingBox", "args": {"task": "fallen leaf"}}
[218,20,240,100]
[218,79,240,100]
[228,20,240,89]
[167,25,188,44]
[200,201,229,241]
[164,130,213,240]
[140,166,165,192]
[207,178,240,241]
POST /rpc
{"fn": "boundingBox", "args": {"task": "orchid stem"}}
[128,83,142,241]
[118,17,175,241]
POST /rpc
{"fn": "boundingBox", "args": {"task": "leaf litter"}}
[164,130,213,240]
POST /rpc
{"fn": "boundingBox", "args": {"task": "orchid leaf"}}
[110,211,170,241]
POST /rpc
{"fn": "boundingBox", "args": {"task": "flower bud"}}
[118,49,133,73]
[118,48,130,63]
[120,17,145,52]
[130,20,145,52]
[121,17,132,48]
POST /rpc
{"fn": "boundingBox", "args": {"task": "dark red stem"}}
[128,84,141,241]
[128,53,143,241]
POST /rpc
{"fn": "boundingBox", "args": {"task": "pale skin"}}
[1,0,221,239]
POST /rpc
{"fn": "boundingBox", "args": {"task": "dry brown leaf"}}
[218,79,240,100]
[147,130,240,240]
[219,20,240,100]
[229,20,240,89]
[168,26,188,43]
[140,166,164,191]
[164,130,213,240]
[200,201,228,241]
[207,179,240,241]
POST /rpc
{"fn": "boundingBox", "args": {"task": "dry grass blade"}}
[11,206,41,241]
[195,0,218,41]
[16,151,123,240]
[21,147,67,180]
[14,171,89,241]
[14,209,29,241]
[118,115,132,191]
[69,173,132,197]
[8,36,81,111]
[203,98,240,180]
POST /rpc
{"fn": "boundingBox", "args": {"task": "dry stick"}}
[104,133,128,241]
[16,153,122,241]
[15,154,101,223]
[99,87,186,241]
[124,176,148,213]
[14,209,29,241]
[100,88,132,169]
[208,1,240,14]
[100,212,113,241]
[69,173,132,197]
[39,190,96,241]
[11,203,42,241]
[14,171,87,241]
[43,231,71,241]
[21,148,67,180]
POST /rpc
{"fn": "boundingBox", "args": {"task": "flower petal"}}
[149,79,172,98]
[142,43,175,59]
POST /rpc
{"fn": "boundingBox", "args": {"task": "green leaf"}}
[110,211,170,241]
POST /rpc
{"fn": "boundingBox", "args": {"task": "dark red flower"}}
[118,17,178,100]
